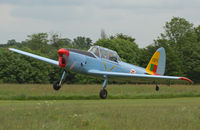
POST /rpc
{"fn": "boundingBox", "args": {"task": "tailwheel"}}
[99,89,108,99]
[53,81,61,91]
[155,84,159,91]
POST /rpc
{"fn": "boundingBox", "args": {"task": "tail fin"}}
[146,47,166,75]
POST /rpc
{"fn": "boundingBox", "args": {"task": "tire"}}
[99,89,108,99]
[53,81,61,91]
[155,85,159,91]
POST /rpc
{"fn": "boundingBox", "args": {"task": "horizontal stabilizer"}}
[88,70,193,84]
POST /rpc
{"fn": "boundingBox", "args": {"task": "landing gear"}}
[53,70,66,91]
[155,84,159,91]
[99,76,108,99]
[99,89,108,99]
[53,81,61,90]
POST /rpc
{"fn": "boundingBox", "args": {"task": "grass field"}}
[0,84,199,100]
[0,84,200,129]
[1,98,200,129]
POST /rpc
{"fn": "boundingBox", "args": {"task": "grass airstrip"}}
[0,84,200,129]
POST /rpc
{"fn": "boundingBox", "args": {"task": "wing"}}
[88,70,193,84]
[8,48,59,66]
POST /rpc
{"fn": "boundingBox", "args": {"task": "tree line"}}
[0,17,200,84]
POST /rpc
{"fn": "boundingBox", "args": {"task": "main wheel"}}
[53,81,61,91]
[99,89,108,99]
[155,85,159,91]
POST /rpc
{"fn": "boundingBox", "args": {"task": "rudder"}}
[145,47,166,75]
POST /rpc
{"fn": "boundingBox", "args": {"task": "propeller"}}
[58,48,69,68]
[62,54,67,64]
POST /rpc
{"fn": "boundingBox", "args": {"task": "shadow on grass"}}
[0,93,200,100]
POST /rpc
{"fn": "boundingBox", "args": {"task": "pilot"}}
[95,48,99,57]
[109,53,112,60]
[109,53,117,62]
[102,53,107,59]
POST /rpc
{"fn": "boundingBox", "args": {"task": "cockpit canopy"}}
[88,46,121,62]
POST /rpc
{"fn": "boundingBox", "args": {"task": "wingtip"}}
[179,77,193,84]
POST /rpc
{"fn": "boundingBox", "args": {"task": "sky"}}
[0,0,199,48]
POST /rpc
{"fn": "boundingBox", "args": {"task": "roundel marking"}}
[130,69,136,74]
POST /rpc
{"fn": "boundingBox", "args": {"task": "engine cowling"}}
[57,48,69,68]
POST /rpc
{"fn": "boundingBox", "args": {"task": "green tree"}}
[0,48,52,83]
[22,33,50,54]
[95,34,140,65]
[72,36,92,50]
[0,39,21,48]
[195,25,200,42]
[50,33,72,49]
[153,17,200,82]
[110,33,135,42]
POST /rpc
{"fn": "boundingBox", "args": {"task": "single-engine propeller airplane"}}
[8,46,193,99]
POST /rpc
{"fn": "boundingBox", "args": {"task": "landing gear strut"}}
[155,84,159,91]
[99,77,108,99]
[53,70,66,91]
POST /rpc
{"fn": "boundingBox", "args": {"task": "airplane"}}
[8,46,193,99]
